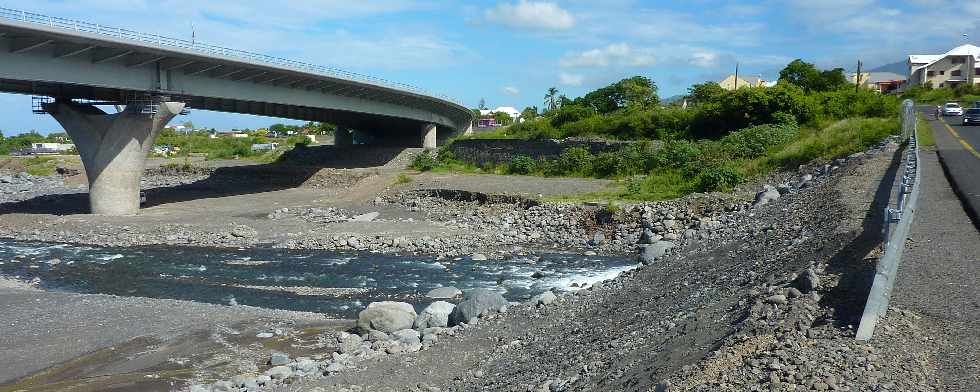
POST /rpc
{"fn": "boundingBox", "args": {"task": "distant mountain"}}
[869,61,906,75]
[662,94,685,104]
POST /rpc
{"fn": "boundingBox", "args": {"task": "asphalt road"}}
[924,110,980,224]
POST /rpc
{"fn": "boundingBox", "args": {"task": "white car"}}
[943,102,963,116]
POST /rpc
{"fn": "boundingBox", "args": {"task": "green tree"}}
[521,106,538,121]
[578,76,659,114]
[544,87,560,112]
[687,82,726,106]
[779,59,822,91]
[493,111,513,125]
[779,59,848,92]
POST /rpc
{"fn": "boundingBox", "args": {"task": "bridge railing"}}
[854,99,921,341]
[0,7,465,107]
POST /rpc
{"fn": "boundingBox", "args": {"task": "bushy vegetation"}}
[441,59,903,201]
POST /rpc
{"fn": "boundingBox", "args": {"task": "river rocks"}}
[426,286,462,299]
[265,365,292,379]
[293,359,319,375]
[415,301,456,329]
[357,301,417,333]
[230,225,257,238]
[765,294,788,305]
[391,329,421,345]
[350,212,380,222]
[470,253,488,261]
[753,185,781,207]
[589,232,606,246]
[639,228,660,244]
[637,241,675,265]
[269,351,290,366]
[530,291,557,306]
[797,268,821,292]
[449,289,507,326]
[338,332,364,353]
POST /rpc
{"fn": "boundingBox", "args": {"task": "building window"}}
[939,70,945,75]
[975,68,980,75]
[952,70,962,77]
[952,57,966,64]
[927,71,935,77]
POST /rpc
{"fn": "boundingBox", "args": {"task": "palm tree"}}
[544,87,559,112]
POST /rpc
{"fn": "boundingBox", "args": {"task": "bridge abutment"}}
[43,100,185,216]
[421,123,437,149]
[334,127,353,146]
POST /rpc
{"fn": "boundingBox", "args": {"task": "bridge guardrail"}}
[0,7,465,107]
[854,99,921,341]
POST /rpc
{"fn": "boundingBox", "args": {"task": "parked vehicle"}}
[943,102,964,116]
[962,108,980,125]
[974,101,980,108]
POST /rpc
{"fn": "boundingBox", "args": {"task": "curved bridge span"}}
[0,8,473,215]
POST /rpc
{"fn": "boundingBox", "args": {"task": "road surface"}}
[928,111,980,222]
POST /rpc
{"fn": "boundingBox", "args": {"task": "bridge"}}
[0,7,473,215]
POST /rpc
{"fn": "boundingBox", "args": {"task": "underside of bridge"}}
[0,13,473,215]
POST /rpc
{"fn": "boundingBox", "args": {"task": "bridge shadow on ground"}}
[0,145,414,216]
[814,144,905,329]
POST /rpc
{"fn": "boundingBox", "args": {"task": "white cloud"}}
[560,43,656,68]
[501,86,521,96]
[559,72,584,86]
[688,50,720,68]
[485,1,575,31]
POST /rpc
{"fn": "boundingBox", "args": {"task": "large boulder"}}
[356,301,417,333]
[637,241,675,265]
[426,286,462,299]
[414,301,456,329]
[530,291,557,306]
[753,185,781,207]
[391,329,421,345]
[639,228,659,244]
[449,289,507,326]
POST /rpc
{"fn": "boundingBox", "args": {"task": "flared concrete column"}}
[462,122,474,136]
[334,126,353,146]
[43,101,185,215]
[421,123,437,149]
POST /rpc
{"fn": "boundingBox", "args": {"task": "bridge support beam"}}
[334,126,353,146]
[43,101,185,216]
[421,123,437,149]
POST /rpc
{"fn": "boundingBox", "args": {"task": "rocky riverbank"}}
[151,137,936,392]
[0,138,895,259]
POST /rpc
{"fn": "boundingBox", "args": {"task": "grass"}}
[24,156,58,176]
[916,115,936,148]
[457,126,521,140]
[394,173,413,185]
[547,117,900,203]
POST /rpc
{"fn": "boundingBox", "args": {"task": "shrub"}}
[553,147,594,176]
[696,164,745,192]
[410,151,437,171]
[722,122,799,159]
[508,155,536,175]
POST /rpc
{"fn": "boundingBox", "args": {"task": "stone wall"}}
[447,139,638,166]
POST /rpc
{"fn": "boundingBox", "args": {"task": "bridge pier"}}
[334,126,353,146]
[42,100,185,216]
[421,123,437,149]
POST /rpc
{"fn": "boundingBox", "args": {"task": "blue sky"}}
[2,0,979,134]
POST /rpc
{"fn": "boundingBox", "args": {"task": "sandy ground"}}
[0,278,348,390]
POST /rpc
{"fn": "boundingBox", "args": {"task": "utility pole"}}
[855,60,862,93]
[734,62,739,90]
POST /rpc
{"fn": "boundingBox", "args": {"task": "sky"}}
[1,0,979,134]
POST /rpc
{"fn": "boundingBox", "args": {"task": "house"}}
[849,72,907,93]
[907,44,980,88]
[251,142,279,152]
[474,106,522,128]
[30,142,74,154]
[718,74,768,90]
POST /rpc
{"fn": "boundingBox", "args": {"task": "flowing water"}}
[0,240,637,318]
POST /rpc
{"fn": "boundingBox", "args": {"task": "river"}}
[0,240,637,318]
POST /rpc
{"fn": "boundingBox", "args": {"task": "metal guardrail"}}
[0,7,465,106]
[855,99,921,341]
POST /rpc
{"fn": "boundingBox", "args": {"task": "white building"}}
[908,44,980,88]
